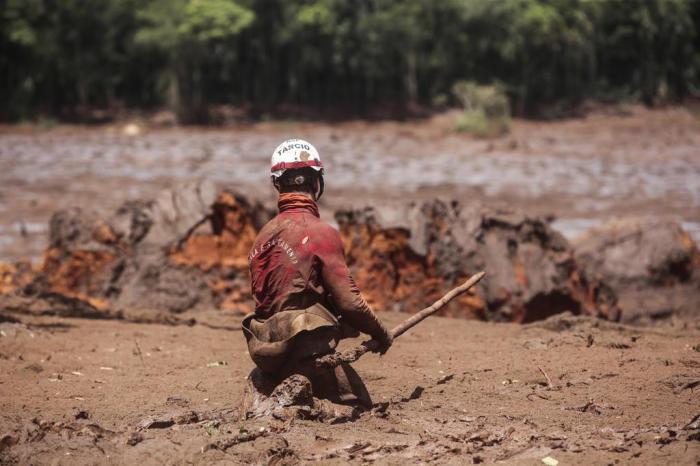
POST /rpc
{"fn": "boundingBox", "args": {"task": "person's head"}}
[270,139,324,200]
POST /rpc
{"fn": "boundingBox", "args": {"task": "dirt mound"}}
[574,217,700,287]
[574,217,700,322]
[1,180,273,316]
[2,189,622,323]
[0,262,36,295]
[336,200,620,322]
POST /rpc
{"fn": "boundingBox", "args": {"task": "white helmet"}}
[270,138,324,180]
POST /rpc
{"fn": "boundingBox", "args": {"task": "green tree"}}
[135,0,254,121]
[1,0,699,121]
[595,0,696,104]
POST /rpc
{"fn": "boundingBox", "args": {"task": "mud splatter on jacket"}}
[248,193,390,341]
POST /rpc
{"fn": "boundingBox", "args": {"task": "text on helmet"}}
[277,143,311,155]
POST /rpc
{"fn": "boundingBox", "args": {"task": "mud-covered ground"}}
[1,106,700,263]
[1,107,700,464]
[1,311,699,464]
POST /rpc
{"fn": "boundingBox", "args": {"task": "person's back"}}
[250,192,388,335]
[249,192,333,319]
[242,138,391,409]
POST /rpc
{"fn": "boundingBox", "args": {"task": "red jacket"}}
[248,193,389,340]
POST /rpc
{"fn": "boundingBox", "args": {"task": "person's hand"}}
[371,330,393,355]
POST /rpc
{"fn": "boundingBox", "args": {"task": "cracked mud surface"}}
[1,311,698,464]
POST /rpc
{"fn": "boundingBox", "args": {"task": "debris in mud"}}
[659,375,700,393]
[0,181,273,317]
[684,413,700,431]
[575,217,699,288]
[397,385,425,402]
[567,401,614,415]
[0,433,18,452]
[207,361,228,368]
[575,217,700,322]
[335,200,620,322]
[526,311,597,332]
[437,374,455,385]
[16,186,700,325]
[0,291,111,320]
[0,184,623,323]
[0,185,630,324]
[0,262,36,295]
[681,380,700,391]
[165,396,190,407]
[138,418,175,430]
[305,440,409,462]
[137,410,201,430]
[269,374,314,408]
[203,428,268,452]
[125,431,144,446]
[24,363,43,373]
[537,367,554,389]
[174,411,200,425]
[240,370,360,423]
[22,417,118,448]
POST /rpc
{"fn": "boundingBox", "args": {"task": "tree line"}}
[2,0,699,122]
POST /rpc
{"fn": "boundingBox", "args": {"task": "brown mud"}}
[1,311,699,464]
[336,201,620,322]
[0,179,641,324]
[1,107,700,463]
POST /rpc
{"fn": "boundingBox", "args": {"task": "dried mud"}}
[336,201,620,322]
[1,311,698,464]
[0,182,632,324]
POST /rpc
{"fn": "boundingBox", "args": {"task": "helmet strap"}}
[316,175,324,200]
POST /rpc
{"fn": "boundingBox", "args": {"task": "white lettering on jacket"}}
[248,238,299,265]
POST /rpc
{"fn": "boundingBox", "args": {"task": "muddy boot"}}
[269,374,314,407]
[239,368,280,420]
[240,370,316,420]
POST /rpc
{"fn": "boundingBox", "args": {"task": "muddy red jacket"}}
[248,193,389,340]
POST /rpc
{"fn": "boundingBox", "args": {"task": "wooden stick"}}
[538,366,553,389]
[315,271,486,368]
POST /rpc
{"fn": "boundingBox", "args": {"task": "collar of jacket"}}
[278,193,320,217]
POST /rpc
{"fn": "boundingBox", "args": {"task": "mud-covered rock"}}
[0,262,36,295]
[5,180,274,315]
[336,200,620,322]
[574,217,700,288]
[2,189,622,322]
[574,218,700,322]
[41,208,118,310]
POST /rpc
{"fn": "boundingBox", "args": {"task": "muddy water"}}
[1,107,699,262]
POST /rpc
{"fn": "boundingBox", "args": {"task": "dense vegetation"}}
[2,0,699,122]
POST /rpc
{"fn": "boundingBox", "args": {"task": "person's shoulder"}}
[253,215,279,241]
[309,218,341,236]
[305,219,343,252]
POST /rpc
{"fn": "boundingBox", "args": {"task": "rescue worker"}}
[242,138,392,408]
